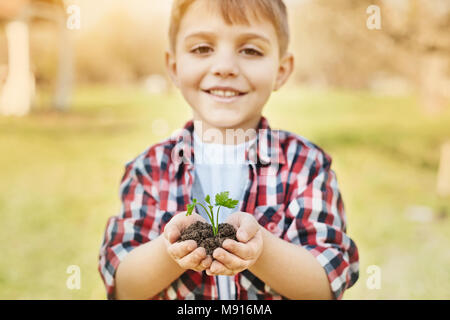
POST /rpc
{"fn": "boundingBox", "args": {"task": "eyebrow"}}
[184,31,271,45]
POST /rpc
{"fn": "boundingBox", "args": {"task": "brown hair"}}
[168,0,290,58]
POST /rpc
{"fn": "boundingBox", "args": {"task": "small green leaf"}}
[186,198,197,216]
[223,199,239,209]
[229,199,239,208]
[214,191,238,209]
[205,194,211,205]
[215,191,230,206]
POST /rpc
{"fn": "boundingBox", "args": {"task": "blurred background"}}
[0,0,449,299]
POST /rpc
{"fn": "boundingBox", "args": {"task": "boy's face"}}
[166,0,294,136]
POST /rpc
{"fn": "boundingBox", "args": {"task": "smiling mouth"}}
[202,89,248,98]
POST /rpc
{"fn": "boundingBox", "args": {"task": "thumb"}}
[164,224,181,244]
[236,215,260,243]
[169,228,181,243]
[166,211,204,243]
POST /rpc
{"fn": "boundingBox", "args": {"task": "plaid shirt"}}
[98,116,359,300]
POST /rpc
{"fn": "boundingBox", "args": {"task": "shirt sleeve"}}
[98,155,160,300]
[283,149,359,300]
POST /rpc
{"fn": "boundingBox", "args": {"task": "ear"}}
[273,52,294,92]
[165,49,179,88]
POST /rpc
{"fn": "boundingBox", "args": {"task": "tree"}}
[0,0,70,116]
[289,0,450,113]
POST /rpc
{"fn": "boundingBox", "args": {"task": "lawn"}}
[0,85,449,299]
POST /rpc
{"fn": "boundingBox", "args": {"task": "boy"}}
[98,0,359,300]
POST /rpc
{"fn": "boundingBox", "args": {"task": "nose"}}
[210,47,239,78]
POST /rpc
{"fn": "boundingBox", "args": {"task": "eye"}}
[191,46,212,54]
[241,48,263,56]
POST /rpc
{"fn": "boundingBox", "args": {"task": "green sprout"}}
[186,191,239,236]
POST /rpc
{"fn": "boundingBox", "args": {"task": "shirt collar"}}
[171,116,286,175]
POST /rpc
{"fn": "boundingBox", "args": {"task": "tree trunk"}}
[0,19,34,116]
[419,54,449,115]
[52,17,73,111]
[437,141,450,197]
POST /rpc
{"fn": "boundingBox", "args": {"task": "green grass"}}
[0,85,449,299]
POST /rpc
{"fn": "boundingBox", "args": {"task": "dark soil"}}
[178,221,237,256]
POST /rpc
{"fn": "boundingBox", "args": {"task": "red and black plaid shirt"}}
[98,116,359,299]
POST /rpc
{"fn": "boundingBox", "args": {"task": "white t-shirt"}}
[192,131,253,299]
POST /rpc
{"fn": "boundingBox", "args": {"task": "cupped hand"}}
[206,211,263,276]
[163,211,213,272]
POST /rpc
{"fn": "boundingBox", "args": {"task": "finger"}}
[178,247,207,270]
[184,211,207,223]
[226,212,260,243]
[236,217,260,243]
[165,212,206,243]
[165,225,181,244]
[193,255,213,271]
[213,247,247,272]
[167,240,197,260]
[221,239,254,260]
[206,260,234,276]
[200,255,213,269]
[225,212,241,230]
[164,214,188,243]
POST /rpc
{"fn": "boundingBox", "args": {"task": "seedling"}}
[186,191,239,236]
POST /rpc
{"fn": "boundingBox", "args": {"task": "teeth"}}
[209,90,239,97]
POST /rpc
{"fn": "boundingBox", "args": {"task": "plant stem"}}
[215,206,221,236]
[209,206,217,236]
[197,202,214,225]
